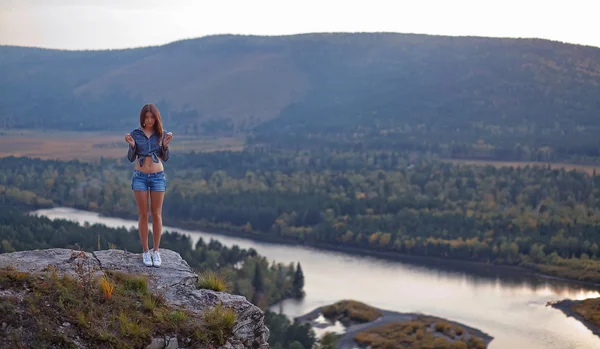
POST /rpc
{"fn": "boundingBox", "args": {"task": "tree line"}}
[1,149,600,283]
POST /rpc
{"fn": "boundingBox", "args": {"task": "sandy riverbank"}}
[549,299,600,338]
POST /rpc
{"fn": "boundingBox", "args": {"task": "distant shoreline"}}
[152,217,600,288]
[295,305,494,349]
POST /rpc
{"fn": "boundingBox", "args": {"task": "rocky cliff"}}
[0,248,270,349]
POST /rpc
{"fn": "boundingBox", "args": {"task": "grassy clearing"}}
[0,263,237,348]
[0,129,244,161]
[354,316,487,349]
[322,300,383,325]
[445,158,600,175]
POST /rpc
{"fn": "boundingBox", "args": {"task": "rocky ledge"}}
[0,248,270,349]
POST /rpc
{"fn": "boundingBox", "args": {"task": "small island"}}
[296,300,493,349]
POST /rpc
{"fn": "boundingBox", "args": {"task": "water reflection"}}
[354,251,599,296]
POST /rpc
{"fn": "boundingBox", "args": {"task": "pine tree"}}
[292,262,305,298]
[252,262,265,307]
[252,262,265,293]
[232,279,241,295]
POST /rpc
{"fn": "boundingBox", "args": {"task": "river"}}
[32,207,600,349]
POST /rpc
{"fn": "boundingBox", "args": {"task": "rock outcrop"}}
[0,248,270,349]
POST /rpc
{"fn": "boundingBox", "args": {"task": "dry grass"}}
[446,158,600,175]
[322,300,383,324]
[98,276,116,300]
[528,257,600,283]
[198,270,231,292]
[572,298,600,328]
[0,129,244,161]
[0,265,238,348]
[203,302,237,345]
[354,316,487,349]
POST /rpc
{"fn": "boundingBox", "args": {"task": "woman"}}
[125,103,173,267]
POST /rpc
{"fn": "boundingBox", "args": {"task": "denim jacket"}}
[127,128,170,165]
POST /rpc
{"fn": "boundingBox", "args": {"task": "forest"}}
[1,148,599,284]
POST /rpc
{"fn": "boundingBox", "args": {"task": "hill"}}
[0,36,312,133]
[1,33,600,160]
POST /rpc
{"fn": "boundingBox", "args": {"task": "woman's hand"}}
[125,133,135,148]
[164,132,173,147]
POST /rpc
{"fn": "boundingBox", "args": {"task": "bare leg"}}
[150,191,165,251]
[133,190,150,252]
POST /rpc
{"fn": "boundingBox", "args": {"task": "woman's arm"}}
[127,143,137,162]
[159,144,170,162]
[159,132,172,162]
[125,132,137,162]
[160,145,171,162]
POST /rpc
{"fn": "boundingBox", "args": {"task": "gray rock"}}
[92,249,198,291]
[146,337,166,349]
[0,248,101,278]
[145,336,180,349]
[165,336,178,349]
[0,248,270,349]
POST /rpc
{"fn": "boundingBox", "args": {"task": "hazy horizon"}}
[1,0,599,50]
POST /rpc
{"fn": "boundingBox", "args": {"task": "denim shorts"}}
[131,170,167,192]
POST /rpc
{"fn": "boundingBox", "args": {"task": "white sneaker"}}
[152,250,162,267]
[142,251,153,267]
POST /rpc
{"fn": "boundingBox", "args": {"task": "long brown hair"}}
[139,103,164,143]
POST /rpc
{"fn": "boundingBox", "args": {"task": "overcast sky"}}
[1,0,599,50]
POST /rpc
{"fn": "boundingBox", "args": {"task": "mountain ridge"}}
[1,32,599,160]
[4,31,600,51]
